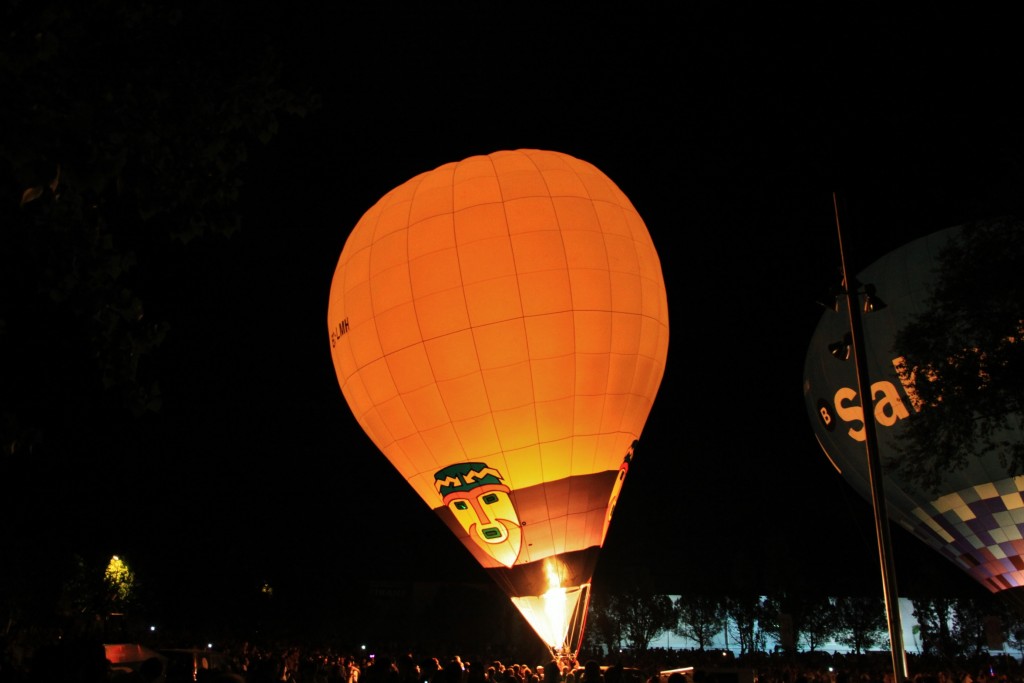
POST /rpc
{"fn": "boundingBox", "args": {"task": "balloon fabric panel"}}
[329,150,668,603]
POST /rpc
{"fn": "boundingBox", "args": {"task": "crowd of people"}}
[3,635,1024,683]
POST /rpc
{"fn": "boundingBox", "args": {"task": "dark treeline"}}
[6,584,1024,683]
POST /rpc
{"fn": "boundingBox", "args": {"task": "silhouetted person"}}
[580,662,603,683]
[421,658,443,683]
[439,659,465,683]
[138,657,164,683]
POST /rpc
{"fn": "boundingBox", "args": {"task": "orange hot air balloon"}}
[327,149,669,659]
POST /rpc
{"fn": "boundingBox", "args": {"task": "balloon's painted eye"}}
[453,501,469,511]
[482,493,499,505]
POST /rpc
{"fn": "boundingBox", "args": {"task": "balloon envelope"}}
[804,224,1024,595]
[328,149,669,654]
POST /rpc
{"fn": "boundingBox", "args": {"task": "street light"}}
[830,192,908,683]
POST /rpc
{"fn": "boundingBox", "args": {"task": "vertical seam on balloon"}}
[401,169,442,474]
[381,171,429,465]
[585,161,615,478]
[610,203,635,442]
[482,151,504,426]
[446,154,490,468]
[356,187,390,443]
[520,149,564,498]
[549,152,583,545]
[430,160,472,467]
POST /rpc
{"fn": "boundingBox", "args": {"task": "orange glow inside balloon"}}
[328,149,669,656]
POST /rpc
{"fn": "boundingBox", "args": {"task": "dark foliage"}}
[0,0,316,458]
[889,218,1024,493]
[0,0,317,637]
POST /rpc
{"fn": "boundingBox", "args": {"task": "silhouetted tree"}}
[614,589,675,654]
[912,596,959,662]
[834,595,887,655]
[910,594,997,663]
[757,594,783,652]
[0,0,315,637]
[1004,608,1024,661]
[673,593,726,651]
[587,590,624,657]
[950,596,994,661]
[796,595,839,653]
[0,1,316,458]
[890,218,1024,492]
[725,594,767,656]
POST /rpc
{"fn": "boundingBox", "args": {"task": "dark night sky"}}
[7,5,1023,637]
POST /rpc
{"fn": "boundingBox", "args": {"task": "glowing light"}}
[104,555,135,604]
[542,561,568,651]
[510,559,588,653]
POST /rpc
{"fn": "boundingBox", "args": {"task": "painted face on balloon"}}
[434,462,523,568]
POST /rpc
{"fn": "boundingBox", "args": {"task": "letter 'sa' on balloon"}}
[328,149,669,660]
[805,222,1024,604]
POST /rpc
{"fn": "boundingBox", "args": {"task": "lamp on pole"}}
[832,192,908,683]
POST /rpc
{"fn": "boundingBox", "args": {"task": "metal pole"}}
[833,193,909,683]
